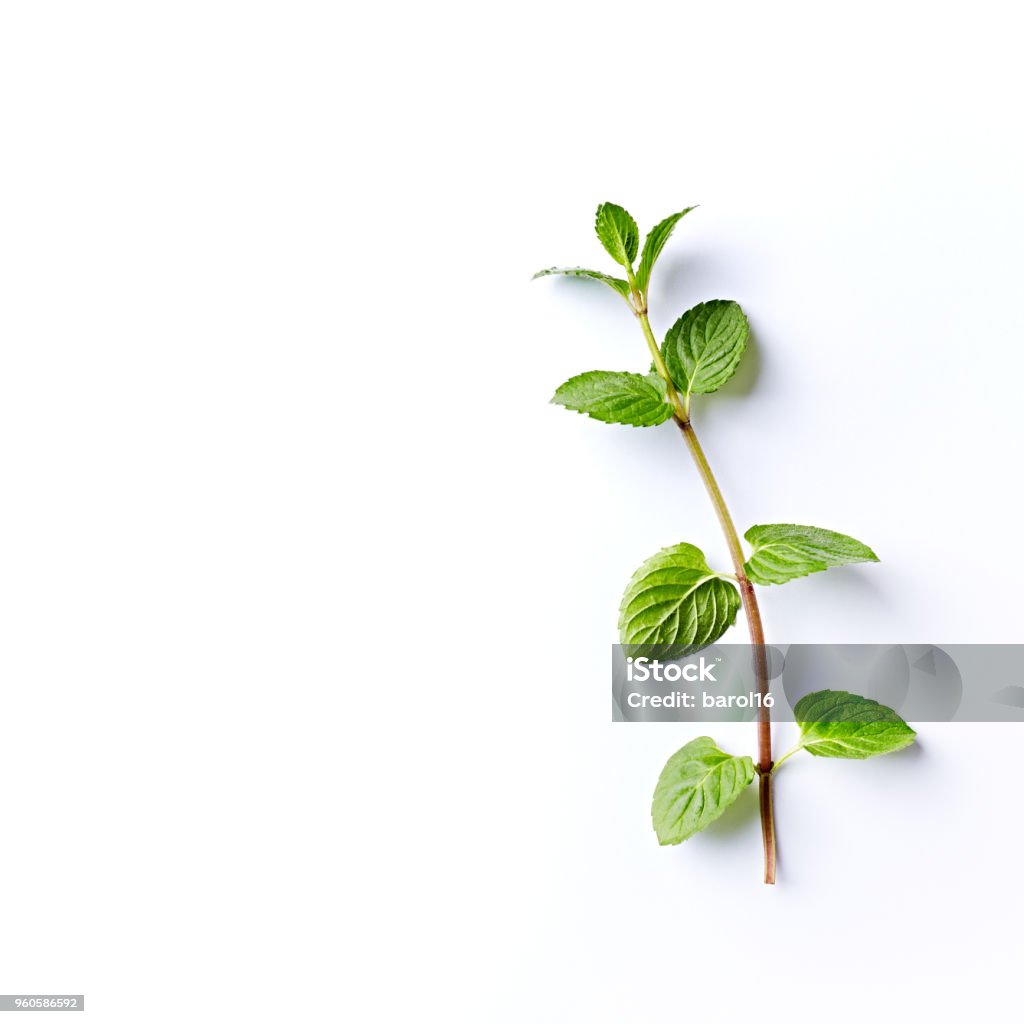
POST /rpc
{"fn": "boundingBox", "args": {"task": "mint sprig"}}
[534,203,915,884]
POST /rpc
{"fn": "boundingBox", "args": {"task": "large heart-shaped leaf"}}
[662,300,749,395]
[618,543,740,654]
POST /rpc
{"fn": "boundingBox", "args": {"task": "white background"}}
[1,2,1023,1021]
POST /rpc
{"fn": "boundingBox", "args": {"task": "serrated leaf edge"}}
[743,524,880,586]
[551,370,674,428]
[532,266,631,300]
[792,689,916,759]
[652,738,755,845]
[594,202,640,268]
[617,544,740,648]
[636,206,697,297]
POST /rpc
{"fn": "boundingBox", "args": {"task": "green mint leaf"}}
[662,300,749,396]
[743,524,879,585]
[635,207,696,297]
[618,543,740,653]
[532,266,631,300]
[551,371,673,427]
[793,690,916,759]
[595,202,640,269]
[652,736,754,845]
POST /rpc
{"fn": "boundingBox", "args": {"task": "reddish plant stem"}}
[675,417,776,884]
[631,295,776,883]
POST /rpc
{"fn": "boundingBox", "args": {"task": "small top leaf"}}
[652,736,754,845]
[595,202,640,269]
[532,266,631,300]
[744,524,879,585]
[551,370,673,427]
[793,690,916,759]
[635,207,696,297]
[618,543,740,654]
[662,300,749,396]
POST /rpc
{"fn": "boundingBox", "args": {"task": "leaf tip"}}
[655,833,680,847]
